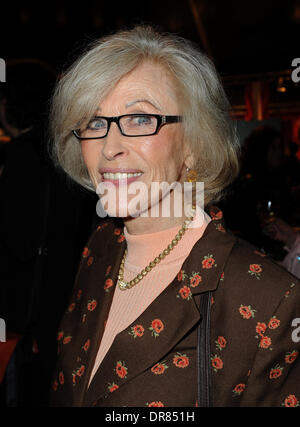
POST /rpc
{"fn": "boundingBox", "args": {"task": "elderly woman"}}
[49,26,300,407]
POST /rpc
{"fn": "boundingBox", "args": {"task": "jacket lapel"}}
[185,207,237,297]
[83,270,201,406]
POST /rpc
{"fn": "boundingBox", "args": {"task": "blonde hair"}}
[49,25,240,204]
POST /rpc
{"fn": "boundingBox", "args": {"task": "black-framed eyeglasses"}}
[72,114,182,140]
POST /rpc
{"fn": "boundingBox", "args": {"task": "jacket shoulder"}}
[226,236,298,293]
[217,239,300,322]
[84,218,124,255]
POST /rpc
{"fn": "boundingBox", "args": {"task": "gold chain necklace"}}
[117,208,196,291]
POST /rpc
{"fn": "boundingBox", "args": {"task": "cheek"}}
[81,142,100,170]
[140,131,183,176]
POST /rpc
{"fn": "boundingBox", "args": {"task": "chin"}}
[96,194,149,219]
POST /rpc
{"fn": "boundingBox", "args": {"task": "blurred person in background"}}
[220,126,295,259]
[264,218,300,279]
[0,60,97,406]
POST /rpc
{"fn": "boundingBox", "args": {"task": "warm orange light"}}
[277,77,286,93]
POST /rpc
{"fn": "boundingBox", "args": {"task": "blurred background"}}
[0,0,299,407]
[1,0,300,173]
[1,0,300,157]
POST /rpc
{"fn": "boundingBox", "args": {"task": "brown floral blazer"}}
[50,207,300,407]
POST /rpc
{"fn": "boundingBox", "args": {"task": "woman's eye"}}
[88,118,107,130]
[130,115,153,126]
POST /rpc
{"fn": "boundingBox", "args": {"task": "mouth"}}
[99,169,144,185]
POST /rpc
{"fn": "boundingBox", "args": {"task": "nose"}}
[101,122,129,161]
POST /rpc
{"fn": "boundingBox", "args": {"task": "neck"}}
[123,188,194,235]
[124,214,186,235]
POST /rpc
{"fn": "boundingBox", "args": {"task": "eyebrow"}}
[94,98,162,115]
[125,99,162,111]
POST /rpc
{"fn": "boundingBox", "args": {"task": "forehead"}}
[100,61,179,111]
[119,61,171,87]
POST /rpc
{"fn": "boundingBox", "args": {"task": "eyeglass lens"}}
[79,114,158,138]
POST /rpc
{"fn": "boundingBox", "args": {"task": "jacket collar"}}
[186,205,237,295]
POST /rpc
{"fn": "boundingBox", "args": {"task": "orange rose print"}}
[202,254,216,269]
[248,264,262,279]
[255,322,267,337]
[177,269,188,282]
[108,382,119,393]
[129,324,144,338]
[215,336,227,351]
[59,371,64,385]
[87,299,97,311]
[268,316,280,329]
[115,361,128,379]
[82,247,90,258]
[285,350,299,364]
[87,256,94,266]
[210,210,223,220]
[211,355,223,372]
[82,339,90,352]
[254,250,266,257]
[190,273,202,287]
[259,335,272,349]
[63,335,72,345]
[269,365,283,379]
[57,331,64,341]
[178,285,192,300]
[151,362,168,375]
[67,302,76,313]
[147,401,164,407]
[96,222,108,231]
[104,278,114,292]
[76,365,85,377]
[216,223,225,232]
[76,289,82,301]
[173,353,189,368]
[72,373,76,385]
[232,383,246,396]
[149,319,164,338]
[282,394,299,407]
[71,365,85,386]
[239,304,256,319]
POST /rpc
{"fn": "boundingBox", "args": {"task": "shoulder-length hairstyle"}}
[49,25,240,204]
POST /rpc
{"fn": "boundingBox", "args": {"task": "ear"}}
[183,143,194,169]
